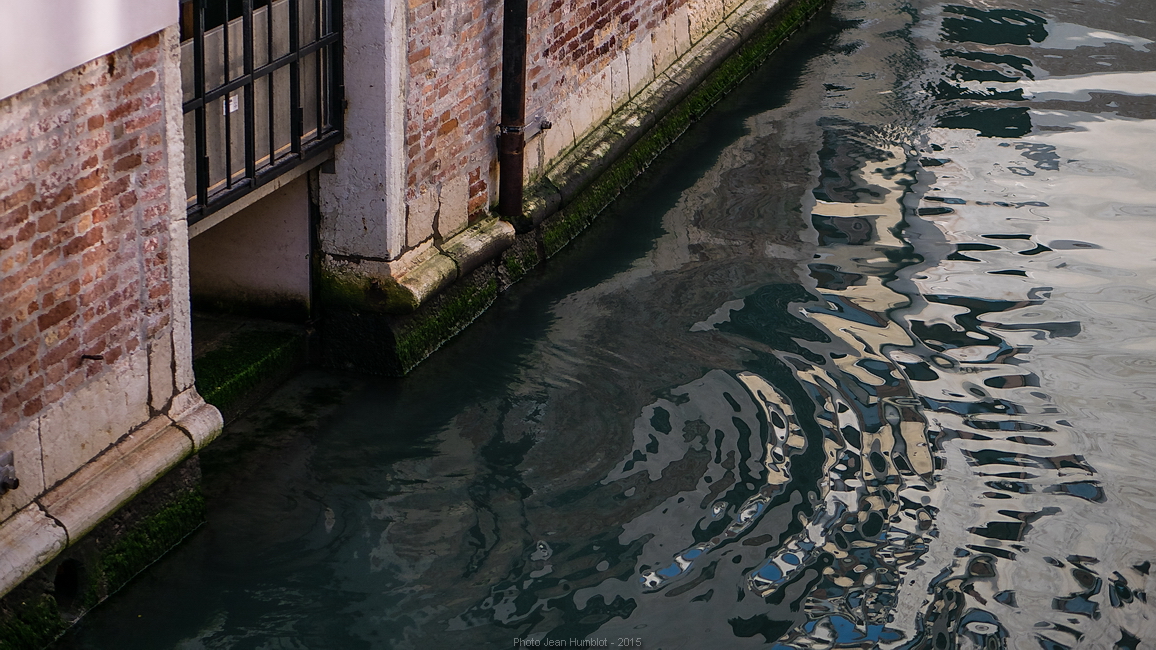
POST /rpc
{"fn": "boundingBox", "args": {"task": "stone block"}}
[609,52,630,107]
[725,0,781,40]
[38,348,150,489]
[168,218,196,393]
[524,135,542,180]
[39,416,191,544]
[541,108,576,169]
[571,68,612,144]
[625,35,655,96]
[440,218,516,277]
[725,0,750,16]
[0,419,45,522]
[173,401,224,451]
[689,0,727,43]
[395,252,459,311]
[148,330,174,411]
[673,5,693,56]
[406,187,438,248]
[652,17,680,74]
[436,175,469,239]
[0,505,67,598]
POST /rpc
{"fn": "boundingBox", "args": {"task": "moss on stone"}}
[316,267,370,310]
[0,488,205,650]
[0,595,66,650]
[393,275,498,373]
[83,488,206,610]
[502,255,524,281]
[193,329,304,412]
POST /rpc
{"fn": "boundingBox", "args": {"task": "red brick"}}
[0,183,36,213]
[100,176,130,201]
[83,311,121,344]
[1,204,30,232]
[60,191,100,221]
[37,299,77,332]
[43,335,80,367]
[437,118,459,136]
[76,168,106,193]
[21,396,43,418]
[121,71,157,98]
[63,226,103,256]
[130,33,160,55]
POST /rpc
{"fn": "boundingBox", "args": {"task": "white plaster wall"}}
[189,175,312,312]
[0,0,177,100]
[317,0,407,261]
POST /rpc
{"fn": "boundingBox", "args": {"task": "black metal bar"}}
[187,129,344,223]
[289,0,303,155]
[184,0,344,223]
[331,0,344,134]
[194,0,209,208]
[498,0,529,218]
[313,0,323,140]
[267,0,276,166]
[243,0,256,181]
[181,33,340,111]
[222,0,234,189]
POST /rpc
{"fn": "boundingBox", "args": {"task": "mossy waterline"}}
[317,0,828,376]
[193,329,305,413]
[0,485,205,650]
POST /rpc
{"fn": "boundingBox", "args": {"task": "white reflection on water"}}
[577,2,1156,648]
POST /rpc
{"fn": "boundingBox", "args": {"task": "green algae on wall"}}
[392,273,499,374]
[0,595,65,650]
[193,329,306,414]
[322,263,501,376]
[81,488,207,612]
[0,478,206,650]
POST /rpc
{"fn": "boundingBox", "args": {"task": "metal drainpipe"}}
[497,0,529,218]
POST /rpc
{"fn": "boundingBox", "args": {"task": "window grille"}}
[180,0,343,224]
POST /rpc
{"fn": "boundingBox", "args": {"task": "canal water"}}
[62,0,1156,647]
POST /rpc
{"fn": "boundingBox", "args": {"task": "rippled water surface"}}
[63,0,1156,648]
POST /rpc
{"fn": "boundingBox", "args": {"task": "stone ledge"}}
[0,398,221,599]
[0,506,66,605]
[322,217,516,315]
[38,417,190,546]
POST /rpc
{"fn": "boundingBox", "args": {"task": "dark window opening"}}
[180,0,343,224]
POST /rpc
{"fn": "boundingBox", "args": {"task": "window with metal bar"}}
[180,0,343,224]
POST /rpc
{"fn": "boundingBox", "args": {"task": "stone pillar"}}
[317,0,408,261]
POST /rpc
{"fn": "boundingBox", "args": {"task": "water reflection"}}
[60,0,1156,648]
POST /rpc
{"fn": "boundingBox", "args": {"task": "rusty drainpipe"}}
[497,0,529,219]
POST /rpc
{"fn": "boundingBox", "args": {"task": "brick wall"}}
[404,0,503,240]
[0,33,173,437]
[402,0,739,252]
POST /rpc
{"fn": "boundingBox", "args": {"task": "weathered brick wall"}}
[403,0,503,247]
[0,34,172,441]
[402,0,738,253]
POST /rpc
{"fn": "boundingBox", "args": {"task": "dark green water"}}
[61,0,1156,647]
